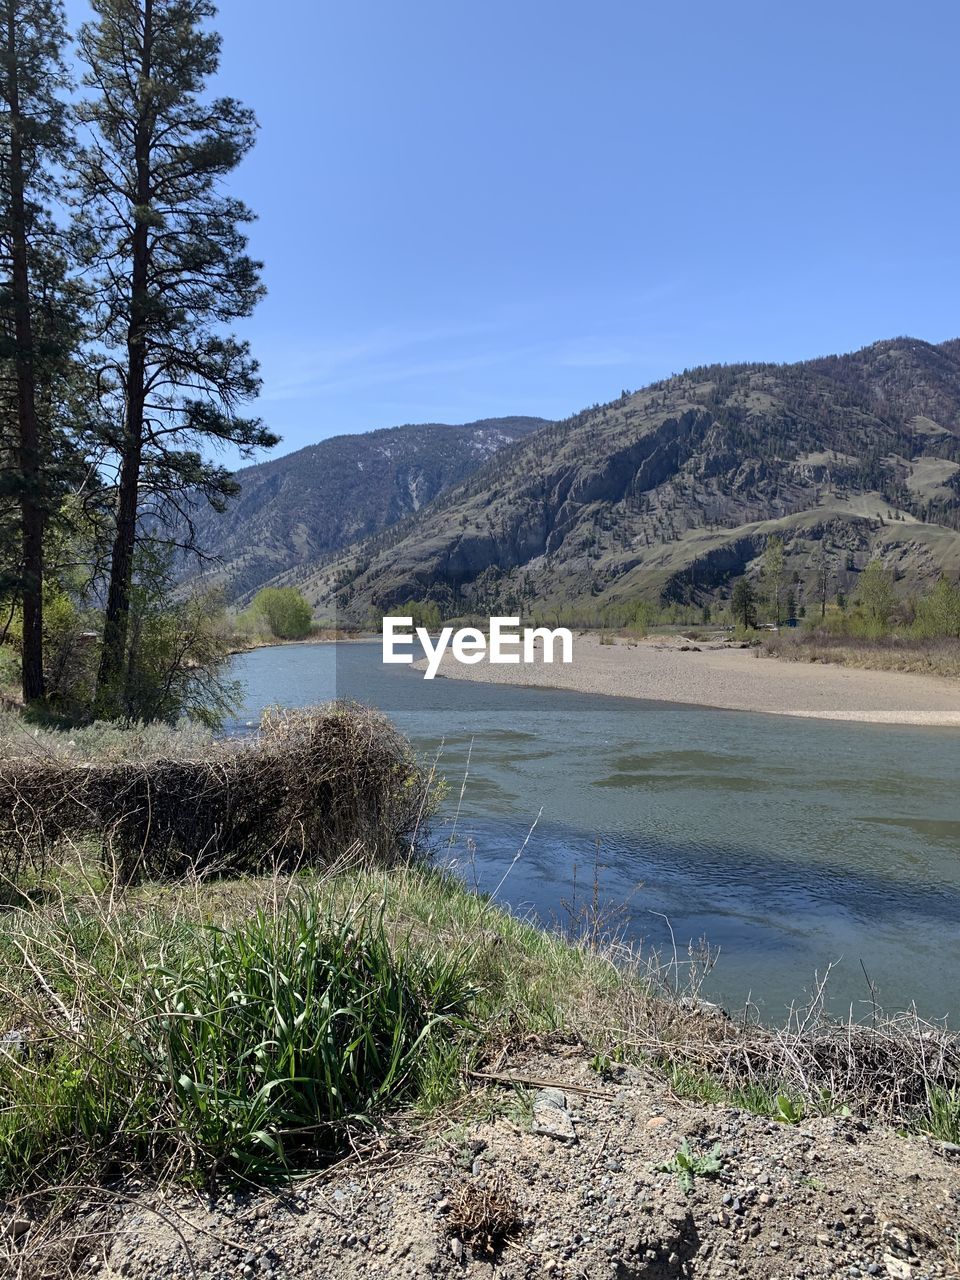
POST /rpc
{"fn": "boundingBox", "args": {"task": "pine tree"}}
[75,0,278,717]
[0,0,72,702]
[761,534,786,628]
[731,577,756,630]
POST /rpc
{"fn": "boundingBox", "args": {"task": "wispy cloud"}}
[257,319,504,404]
[553,339,641,369]
[254,278,689,411]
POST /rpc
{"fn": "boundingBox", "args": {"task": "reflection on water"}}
[228,641,960,1023]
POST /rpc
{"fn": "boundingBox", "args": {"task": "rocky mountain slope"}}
[179,417,548,601]
[289,338,960,622]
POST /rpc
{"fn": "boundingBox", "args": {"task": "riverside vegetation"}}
[0,704,958,1276]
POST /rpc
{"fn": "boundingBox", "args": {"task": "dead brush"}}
[445,1172,524,1258]
[616,959,960,1130]
[0,702,434,885]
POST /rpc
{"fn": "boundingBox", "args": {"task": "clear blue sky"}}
[65,0,960,460]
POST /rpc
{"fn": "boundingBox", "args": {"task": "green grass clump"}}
[144,897,473,1174]
[0,890,474,1188]
[923,1086,960,1144]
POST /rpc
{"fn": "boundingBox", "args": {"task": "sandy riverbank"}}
[418,634,960,726]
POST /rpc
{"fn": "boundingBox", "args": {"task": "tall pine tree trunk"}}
[95,0,152,716]
[5,3,44,704]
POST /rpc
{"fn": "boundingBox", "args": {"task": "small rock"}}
[535,1087,567,1111]
[532,1091,577,1143]
[881,1225,914,1259]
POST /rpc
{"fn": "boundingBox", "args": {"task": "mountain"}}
[179,417,549,600]
[286,337,960,623]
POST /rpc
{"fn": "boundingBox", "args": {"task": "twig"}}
[467,1070,609,1099]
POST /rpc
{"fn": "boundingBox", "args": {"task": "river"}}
[228,640,960,1024]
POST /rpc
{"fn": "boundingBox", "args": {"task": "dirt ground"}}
[14,1044,958,1280]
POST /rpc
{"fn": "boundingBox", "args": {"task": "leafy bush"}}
[251,587,313,640]
[121,585,240,727]
[912,577,960,640]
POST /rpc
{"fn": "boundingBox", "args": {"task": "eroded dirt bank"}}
[42,1045,960,1280]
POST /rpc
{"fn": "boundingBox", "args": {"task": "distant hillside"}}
[179,417,549,600]
[288,337,960,622]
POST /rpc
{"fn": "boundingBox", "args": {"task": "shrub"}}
[0,703,434,884]
[251,587,313,640]
[121,586,240,727]
[912,577,960,640]
[857,560,897,635]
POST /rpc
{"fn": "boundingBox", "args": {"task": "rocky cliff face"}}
[288,338,960,621]
[177,417,549,601]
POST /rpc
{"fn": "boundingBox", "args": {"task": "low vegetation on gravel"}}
[763,629,960,679]
[0,705,958,1277]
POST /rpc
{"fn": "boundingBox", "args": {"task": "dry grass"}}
[765,630,960,679]
[0,703,434,884]
[445,1172,524,1258]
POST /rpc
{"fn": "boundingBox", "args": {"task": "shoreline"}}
[416,633,960,727]
[227,629,373,656]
